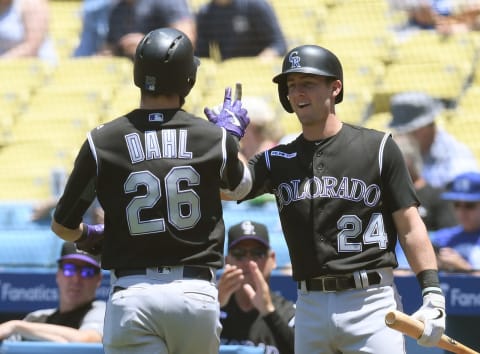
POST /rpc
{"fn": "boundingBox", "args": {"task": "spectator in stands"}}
[195,0,287,61]
[218,220,295,354]
[0,0,56,62]
[388,91,479,189]
[430,172,480,274]
[240,96,283,160]
[0,242,105,342]
[389,0,480,35]
[73,0,117,57]
[101,0,196,59]
[393,133,457,231]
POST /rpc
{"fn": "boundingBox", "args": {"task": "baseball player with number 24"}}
[207,45,447,353]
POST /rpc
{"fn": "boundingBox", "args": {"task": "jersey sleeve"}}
[220,134,246,190]
[381,136,420,213]
[53,140,98,229]
[241,150,273,201]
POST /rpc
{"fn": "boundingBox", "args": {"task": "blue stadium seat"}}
[0,229,62,268]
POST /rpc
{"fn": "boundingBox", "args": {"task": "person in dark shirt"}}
[394,133,457,231]
[195,0,287,60]
[102,0,196,58]
[0,242,104,342]
[218,220,295,354]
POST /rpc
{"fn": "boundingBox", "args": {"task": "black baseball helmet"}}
[133,28,199,98]
[272,45,343,113]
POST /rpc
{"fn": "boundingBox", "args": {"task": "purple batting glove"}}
[204,87,250,139]
[76,223,104,255]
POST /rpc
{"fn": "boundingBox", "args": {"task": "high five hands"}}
[204,83,250,139]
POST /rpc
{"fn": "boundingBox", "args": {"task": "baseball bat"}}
[385,310,479,354]
[234,82,242,101]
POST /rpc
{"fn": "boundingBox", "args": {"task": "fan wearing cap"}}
[388,91,479,188]
[430,172,480,274]
[0,242,105,343]
[218,220,295,354]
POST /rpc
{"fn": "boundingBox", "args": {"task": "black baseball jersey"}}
[54,109,245,270]
[242,123,419,280]
[220,292,295,354]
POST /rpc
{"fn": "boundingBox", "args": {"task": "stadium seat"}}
[391,31,478,66]
[320,0,395,37]
[0,59,54,95]
[336,89,374,125]
[49,0,82,58]
[442,113,480,164]
[362,112,393,132]
[273,0,326,48]
[0,229,63,268]
[373,62,472,113]
[11,112,97,148]
[0,87,31,120]
[47,57,132,90]
[203,57,281,109]
[318,32,396,65]
[0,114,15,147]
[26,86,111,117]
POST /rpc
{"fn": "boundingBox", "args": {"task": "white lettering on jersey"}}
[270,151,296,158]
[125,129,192,164]
[276,176,381,211]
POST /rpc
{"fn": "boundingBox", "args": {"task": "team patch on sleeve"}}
[270,151,297,158]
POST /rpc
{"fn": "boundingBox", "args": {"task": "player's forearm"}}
[400,233,438,274]
[51,219,83,242]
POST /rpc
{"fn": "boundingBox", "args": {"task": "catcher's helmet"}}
[272,45,343,113]
[134,28,199,98]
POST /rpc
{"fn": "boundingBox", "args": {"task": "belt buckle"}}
[321,276,338,292]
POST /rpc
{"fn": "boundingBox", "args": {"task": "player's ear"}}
[332,80,342,98]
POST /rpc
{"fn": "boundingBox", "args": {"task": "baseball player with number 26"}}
[207,45,447,353]
[51,28,251,354]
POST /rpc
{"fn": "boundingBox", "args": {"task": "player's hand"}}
[217,264,244,307]
[242,261,274,316]
[411,291,446,346]
[75,223,104,255]
[204,86,249,139]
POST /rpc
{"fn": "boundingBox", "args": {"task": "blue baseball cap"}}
[442,172,480,202]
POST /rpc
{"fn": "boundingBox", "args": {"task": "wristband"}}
[416,269,442,296]
[77,223,104,243]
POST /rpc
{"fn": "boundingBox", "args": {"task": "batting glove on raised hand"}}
[76,223,104,255]
[204,87,249,139]
[411,292,446,346]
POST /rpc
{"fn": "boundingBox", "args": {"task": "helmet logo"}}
[288,51,301,69]
[145,75,156,91]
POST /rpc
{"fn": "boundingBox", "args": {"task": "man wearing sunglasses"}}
[430,172,480,274]
[218,220,295,354]
[0,242,105,343]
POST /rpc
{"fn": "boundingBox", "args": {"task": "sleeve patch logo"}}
[271,151,296,159]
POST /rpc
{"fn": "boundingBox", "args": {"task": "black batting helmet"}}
[272,45,343,113]
[134,28,199,98]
